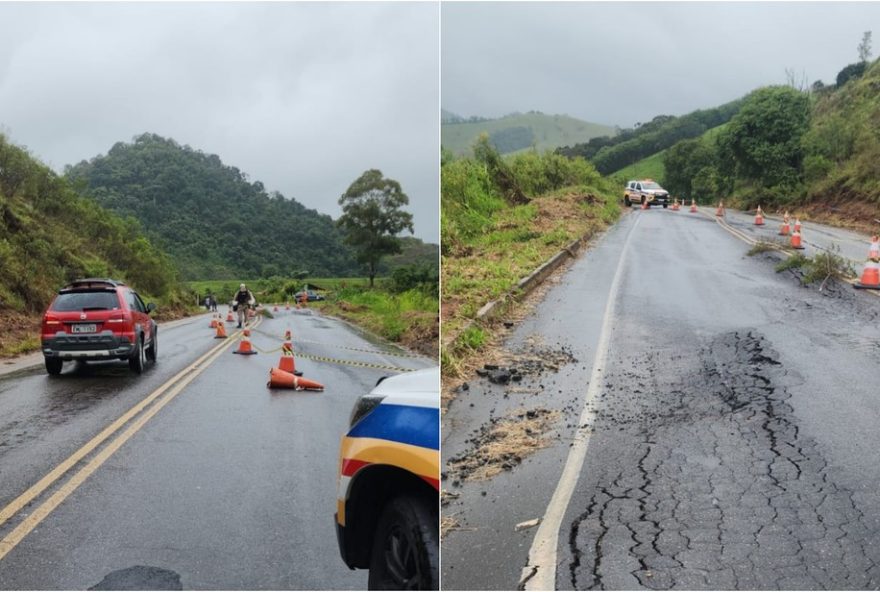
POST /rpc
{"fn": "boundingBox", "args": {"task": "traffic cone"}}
[640,200,647,210]
[867,236,880,260]
[791,228,805,250]
[690,199,697,213]
[855,260,880,289]
[779,219,790,236]
[273,305,279,312]
[794,218,802,233]
[214,321,227,339]
[715,201,725,217]
[285,302,291,311]
[783,211,790,224]
[283,329,292,340]
[210,315,218,328]
[754,206,764,226]
[233,329,257,355]
[226,310,234,323]
[277,341,303,376]
[267,367,324,391]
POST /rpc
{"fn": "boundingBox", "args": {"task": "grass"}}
[313,286,438,358]
[185,277,381,306]
[609,149,667,186]
[775,253,809,272]
[443,187,619,336]
[442,112,616,156]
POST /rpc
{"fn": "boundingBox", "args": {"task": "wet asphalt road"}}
[441,206,880,590]
[0,308,431,590]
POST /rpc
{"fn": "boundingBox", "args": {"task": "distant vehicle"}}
[294,290,325,302]
[336,366,439,590]
[40,278,157,375]
[624,179,671,208]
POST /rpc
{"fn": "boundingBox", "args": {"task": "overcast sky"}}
[0,2,439,242]
[442,2,880,128]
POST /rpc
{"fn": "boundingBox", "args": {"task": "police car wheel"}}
[368,496,438,590]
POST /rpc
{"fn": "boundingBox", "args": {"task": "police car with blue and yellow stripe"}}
[336,366,439,590]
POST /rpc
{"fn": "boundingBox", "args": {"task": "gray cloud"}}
[442,2,880,129]
[0,2,439,242]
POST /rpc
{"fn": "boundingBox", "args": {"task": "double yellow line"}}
[0,318,260,561]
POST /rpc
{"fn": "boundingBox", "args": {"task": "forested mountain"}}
[65,134,361,280]
[442,111,616,156]
[557,99,744,175]
[0,134,180,314]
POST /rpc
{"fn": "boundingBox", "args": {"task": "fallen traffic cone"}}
[754,205,764,226]
[716,201,725,217]
[790,228,805,250]
[214,321,227,339]
[233,329,257,355]
[855,260,880,289]
[867,236,880,260]
[267,367,324,391]
[690,199,697,213]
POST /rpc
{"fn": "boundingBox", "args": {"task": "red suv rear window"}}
[52,291,121,312]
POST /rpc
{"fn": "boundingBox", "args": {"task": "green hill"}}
[558,100,743,175]
[0,133,189,352]
[65,134,362,281]
[441,111,616,156]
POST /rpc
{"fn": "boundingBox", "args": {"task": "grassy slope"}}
[442,113,616,156]
[608,123,730,187]
[442,185,620,350]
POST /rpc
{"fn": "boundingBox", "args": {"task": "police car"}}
[336,366,439,590]
[624,179,671,208]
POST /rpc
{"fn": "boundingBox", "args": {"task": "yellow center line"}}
[0,318,259,551]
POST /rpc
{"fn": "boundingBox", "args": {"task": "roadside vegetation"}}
[441,136,620,378]
[651,35,880,231]
[0,134,196,357]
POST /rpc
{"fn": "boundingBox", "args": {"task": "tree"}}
[858,31,873,63]
[836,62,867,88]
[718,86,810,188]
[337,169,414,287]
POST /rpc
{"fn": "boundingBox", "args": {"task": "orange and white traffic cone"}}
[233,329,257,355]
[715,201,725,217]
[779,219,790,236]
[214,321,227,339]
[283,329,291,341]
[226,310,234,323]
[640,200,647,210]
[790,228,805,250]
[690,199,697,213]
[794,218,802,233]
[277,341,303,376]
[754,206,764,226]
[273,305,279,312]
[267,367,324,391]
[210,314,218,328]
[855,260,880,289]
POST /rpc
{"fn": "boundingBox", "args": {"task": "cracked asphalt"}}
[441,207,880,590]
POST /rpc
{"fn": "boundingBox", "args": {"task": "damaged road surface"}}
[441,208,880,590]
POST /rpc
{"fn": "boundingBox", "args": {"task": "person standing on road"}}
[233,283,255,328]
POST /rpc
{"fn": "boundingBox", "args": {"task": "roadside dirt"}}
[445,406,561,483]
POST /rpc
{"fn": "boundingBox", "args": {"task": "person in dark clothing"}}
[233,283,256,328]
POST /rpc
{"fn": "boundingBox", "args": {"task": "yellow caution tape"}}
[296,353,416,373]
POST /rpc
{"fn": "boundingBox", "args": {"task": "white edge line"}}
[520,214,641,591]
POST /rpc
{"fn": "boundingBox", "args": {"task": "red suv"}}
[41,279,158,375]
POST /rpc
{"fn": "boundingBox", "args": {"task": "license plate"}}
[72,324,97,333]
